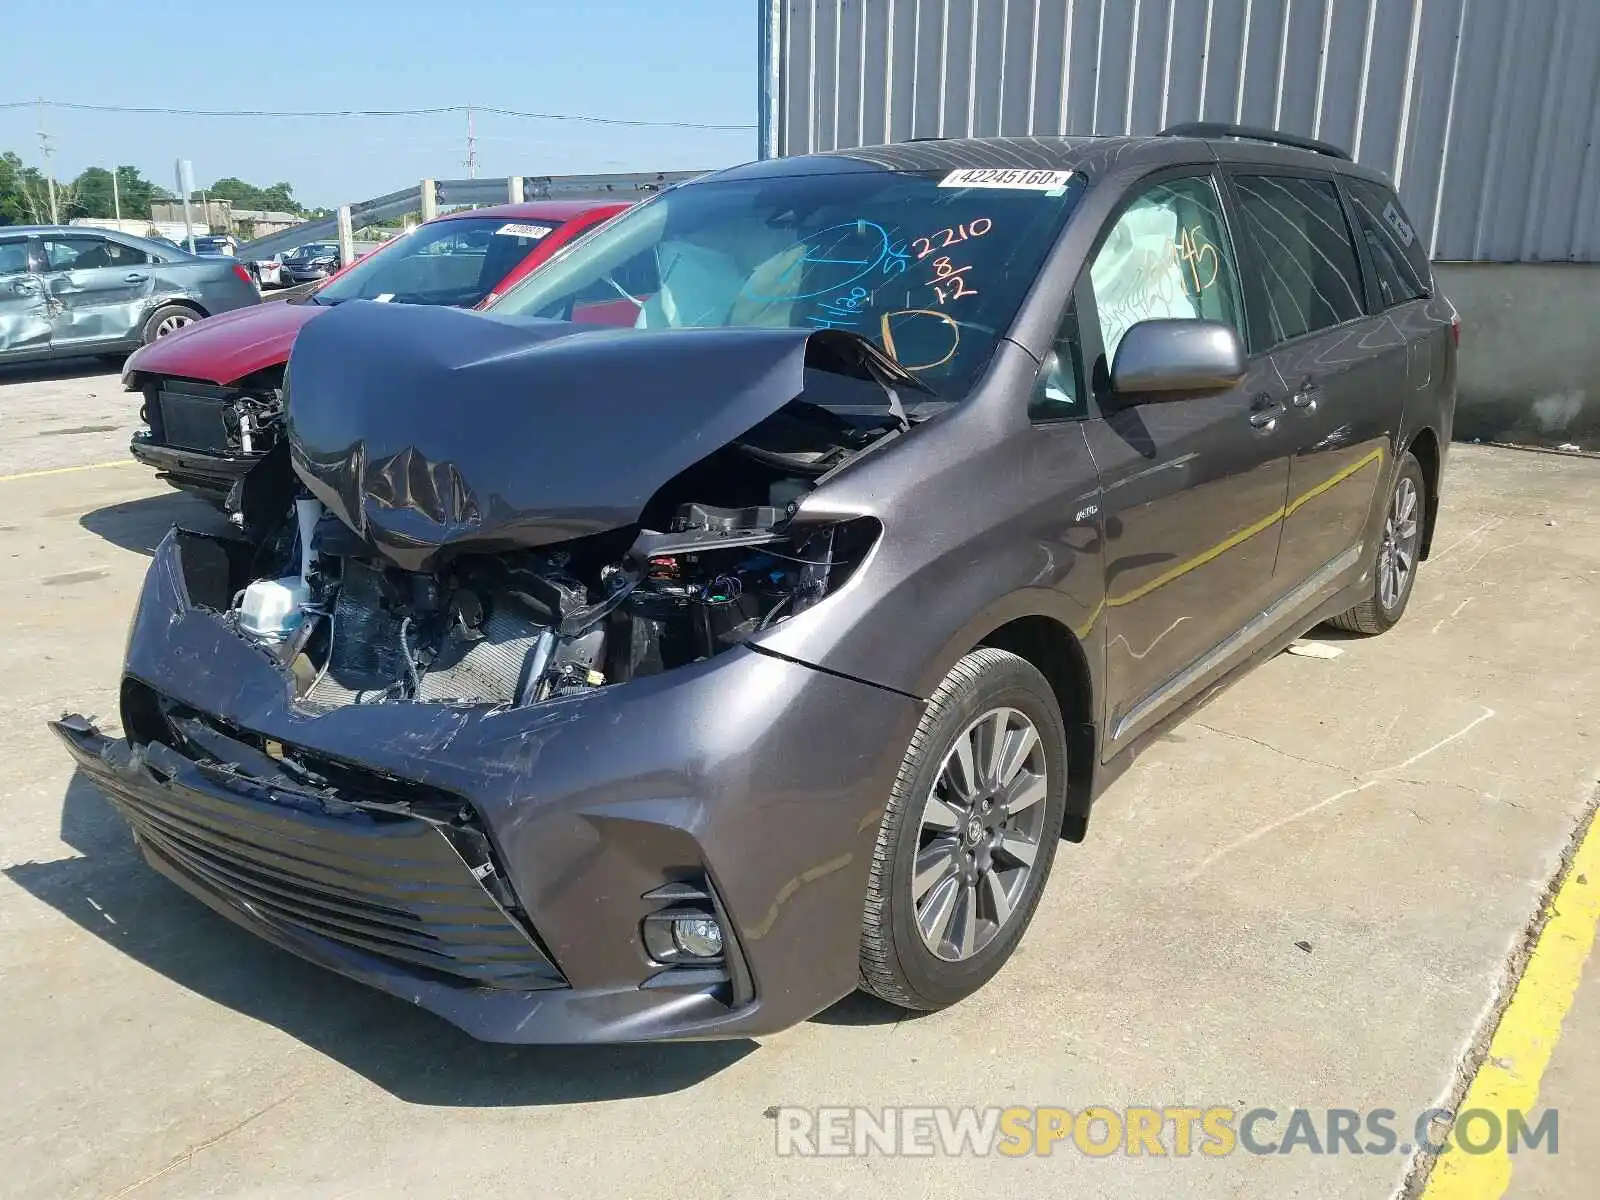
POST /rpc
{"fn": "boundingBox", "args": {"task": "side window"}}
[1088,175,1244,367]
[1029,301,1084,421]
[103,241,152,267]
[1344,177,1431,307]
[1231,175,1365,345]
[0,240,29,278]
[44,236,111,270]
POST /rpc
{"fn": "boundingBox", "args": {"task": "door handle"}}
[1249,401,1285,429]
[1291,384,1322,410]
[124,272,149,282]
[10,279,39,294]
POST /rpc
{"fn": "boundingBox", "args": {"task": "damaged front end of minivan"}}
[53,300,927,1042]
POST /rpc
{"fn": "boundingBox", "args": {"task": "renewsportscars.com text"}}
[772,1105,1559,1158]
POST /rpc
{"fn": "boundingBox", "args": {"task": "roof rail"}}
[1157,122,1352,161]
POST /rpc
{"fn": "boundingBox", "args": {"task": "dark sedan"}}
[0,227,259,366]
[280,242,343,284]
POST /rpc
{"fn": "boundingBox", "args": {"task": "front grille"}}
[97,739,562,991]
[154,380,233,452]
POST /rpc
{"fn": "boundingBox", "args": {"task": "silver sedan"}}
[0,226,260,366]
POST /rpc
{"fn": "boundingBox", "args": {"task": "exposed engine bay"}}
[139,371,285,459]
[183,310,913,712]
[208,489,876,712]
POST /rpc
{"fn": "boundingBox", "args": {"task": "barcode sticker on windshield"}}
[939,168,1074,191]
[496,222,554,239]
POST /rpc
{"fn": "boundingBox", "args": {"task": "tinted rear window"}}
[1344,177,1431,307]
[1232,174,1366,346]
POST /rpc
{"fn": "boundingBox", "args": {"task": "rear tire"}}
[1329,451,1426,635]
[859,648,1068,1011]
[141,304,199,345]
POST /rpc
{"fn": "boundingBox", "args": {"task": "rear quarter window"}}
[1344,177,1432,307]
[0,239,28,278]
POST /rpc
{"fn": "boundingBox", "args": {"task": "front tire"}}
[1329,451,1426,635]
[859,648,1068,1011]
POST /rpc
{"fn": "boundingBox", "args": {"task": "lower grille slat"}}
[128,802,528,952]
[141,825,548,982]
[93,741,562,991]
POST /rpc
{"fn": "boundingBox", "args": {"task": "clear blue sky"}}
[0,0,757,208]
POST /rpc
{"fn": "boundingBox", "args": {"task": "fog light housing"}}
[672,916,724,958]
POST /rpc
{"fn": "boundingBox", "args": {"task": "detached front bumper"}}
[58,530,923,1042]
[130,433,259,498]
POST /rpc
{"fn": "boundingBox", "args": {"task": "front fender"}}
[751,344,1106,703]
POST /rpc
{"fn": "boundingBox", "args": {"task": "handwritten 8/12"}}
[911,218,991,306]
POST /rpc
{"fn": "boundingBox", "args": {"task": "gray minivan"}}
[55,123,1456,1043]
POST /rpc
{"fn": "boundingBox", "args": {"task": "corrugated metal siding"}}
[766,0,1600,262]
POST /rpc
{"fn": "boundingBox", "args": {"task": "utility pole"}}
[111,165,121,224]
[175,159,196,253]
[465,104,478,178]
[36,98,59,225]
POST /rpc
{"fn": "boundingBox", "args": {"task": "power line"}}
[0,99,753,130]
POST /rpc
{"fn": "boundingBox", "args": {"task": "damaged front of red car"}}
[124,200,630,504]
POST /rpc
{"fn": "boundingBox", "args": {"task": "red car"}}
[126,198,630,500]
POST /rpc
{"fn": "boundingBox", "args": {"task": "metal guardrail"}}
[237,170,704,261]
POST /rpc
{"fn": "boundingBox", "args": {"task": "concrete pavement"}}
[0,362,1595,1199]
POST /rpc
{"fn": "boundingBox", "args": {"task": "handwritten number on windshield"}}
[930,256,978,304]
[809,286,872,330]
[911,217,992,261]
[743,221,896,302]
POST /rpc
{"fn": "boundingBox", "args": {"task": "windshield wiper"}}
[602,272,644,310]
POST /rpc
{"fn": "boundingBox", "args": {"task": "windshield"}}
[488,168,1085,396]
[312,217,560,307]
[288,244,337,261]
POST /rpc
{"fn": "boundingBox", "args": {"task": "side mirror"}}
[1109,319,1246,400]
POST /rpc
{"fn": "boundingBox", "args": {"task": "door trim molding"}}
[1107,541,1364,747]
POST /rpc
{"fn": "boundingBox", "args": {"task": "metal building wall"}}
[763,0,1600,262]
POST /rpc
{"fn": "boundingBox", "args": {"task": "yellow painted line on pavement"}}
[1422,806,1600,1199]
[0,458,136,484]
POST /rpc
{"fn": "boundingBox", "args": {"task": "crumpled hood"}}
[127,299,323,385]
[286,300,820,571]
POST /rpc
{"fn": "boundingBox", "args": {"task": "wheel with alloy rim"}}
[1377,474,1421,611]
[860,647,1067,1010]
[140,304,199,345]
[1330,451,1427,635]
[915,706,1050,962]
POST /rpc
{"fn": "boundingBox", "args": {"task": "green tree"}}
[0,152,27,225]
[260,182,299,214]
[200,176,304,216]
[116,165,166,217]
[70,166,117,218]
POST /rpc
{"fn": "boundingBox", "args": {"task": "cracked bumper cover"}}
[57,530,922,1042]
